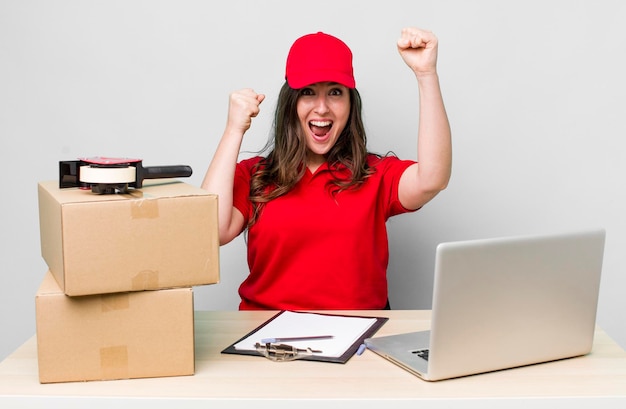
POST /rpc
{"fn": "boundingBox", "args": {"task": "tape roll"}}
[79,166,136,184]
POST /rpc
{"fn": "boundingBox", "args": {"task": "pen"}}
[260,335,334,344]
[356,344,367,356]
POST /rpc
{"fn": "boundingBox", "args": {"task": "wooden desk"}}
[1,310,625,408]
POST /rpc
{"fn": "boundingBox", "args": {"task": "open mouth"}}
[309,120,332,138]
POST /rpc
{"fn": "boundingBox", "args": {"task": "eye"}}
[300,88,315,96]
[329,87,343,96]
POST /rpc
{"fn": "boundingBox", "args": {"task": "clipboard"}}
[221,310,388,364]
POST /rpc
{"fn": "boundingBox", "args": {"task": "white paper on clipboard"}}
[233,311,382,358]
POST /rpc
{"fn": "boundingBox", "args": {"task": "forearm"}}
[201,128,245,244]
[415,72,452,193]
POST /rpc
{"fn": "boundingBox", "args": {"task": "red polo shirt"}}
[233,154,417,310]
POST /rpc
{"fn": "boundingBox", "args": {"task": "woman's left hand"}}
[397,27,439,76]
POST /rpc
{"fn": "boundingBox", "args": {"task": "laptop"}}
[364,228,606,381]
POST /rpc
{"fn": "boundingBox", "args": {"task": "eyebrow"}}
[308,82,341,87]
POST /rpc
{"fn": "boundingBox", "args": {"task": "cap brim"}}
[287,71,356,89]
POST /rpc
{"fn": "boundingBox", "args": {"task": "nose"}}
[313,95,330,114]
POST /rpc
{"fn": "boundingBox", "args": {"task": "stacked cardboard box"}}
[35,179,220,383]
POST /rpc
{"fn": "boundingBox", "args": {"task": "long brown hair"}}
[248,82,374,227]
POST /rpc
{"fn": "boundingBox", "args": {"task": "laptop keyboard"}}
[411,349,429,361]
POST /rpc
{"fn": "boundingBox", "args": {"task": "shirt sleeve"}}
[375,155,419,218]
[233,157,262,226]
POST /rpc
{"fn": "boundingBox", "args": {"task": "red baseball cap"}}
[285,32,356,89]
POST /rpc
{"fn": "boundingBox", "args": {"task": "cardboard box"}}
[35,270,195,383]
[38,179,219,296]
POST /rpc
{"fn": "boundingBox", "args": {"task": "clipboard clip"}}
[254,342,322,362]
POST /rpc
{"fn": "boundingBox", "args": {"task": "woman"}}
[202,27,452,310]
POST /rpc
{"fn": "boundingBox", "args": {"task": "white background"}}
[1,0,625,361]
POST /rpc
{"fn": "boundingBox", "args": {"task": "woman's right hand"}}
[226,88,266,134]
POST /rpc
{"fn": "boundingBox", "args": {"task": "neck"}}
[306,152,326,173]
